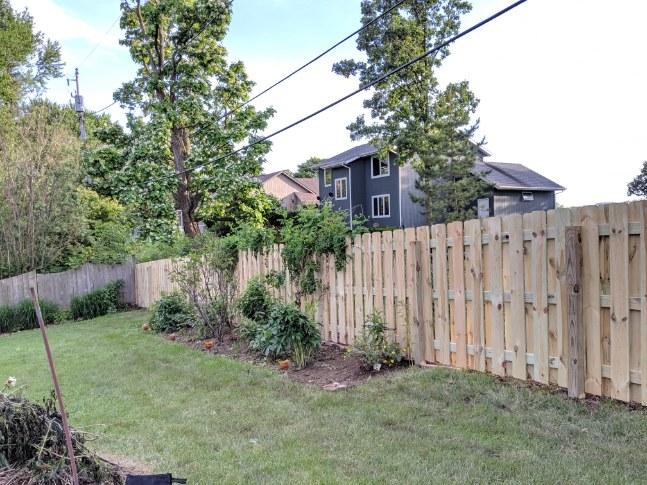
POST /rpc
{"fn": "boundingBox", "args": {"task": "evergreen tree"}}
[628,161,647,198]
[333,0,491,223]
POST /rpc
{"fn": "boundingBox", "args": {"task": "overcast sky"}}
[15,0,647,208]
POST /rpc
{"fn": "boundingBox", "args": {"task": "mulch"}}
[163,330,409,390]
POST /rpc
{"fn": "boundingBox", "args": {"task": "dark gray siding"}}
[319,165,352,222]
[360,153,400,228]
[399,162,427,228]
[490,190,555,216]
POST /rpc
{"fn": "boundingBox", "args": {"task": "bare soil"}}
[166,331,409,389]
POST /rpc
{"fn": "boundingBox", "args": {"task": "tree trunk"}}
[170,126,199,237]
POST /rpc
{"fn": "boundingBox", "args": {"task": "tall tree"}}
[116,0,274,236]
[0,102,82,278]
[293,156,322,178]
[333,0,491,223]
[0,0,63,105]
[628,161,647,198]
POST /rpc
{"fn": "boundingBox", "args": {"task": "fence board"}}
[609,203,631,401]
[465,218,486,371]
[432,224,450,365]
[503,213,526,379]
[353,235,364,337]
[448,221,467,368]
[393,230,407,345]
[382,231,395,341]
[485,217,505,376]
[416,226,434,363]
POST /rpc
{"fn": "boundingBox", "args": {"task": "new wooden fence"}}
[235,201,647,404]
[0,262,136,308]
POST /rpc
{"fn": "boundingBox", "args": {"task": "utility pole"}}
[72,68,87,140]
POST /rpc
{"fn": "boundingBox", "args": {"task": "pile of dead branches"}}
[0,391,122,484]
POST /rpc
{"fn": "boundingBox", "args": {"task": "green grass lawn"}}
[2,311,647,484]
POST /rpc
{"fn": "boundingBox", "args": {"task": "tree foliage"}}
[0,101,82,278]
[116,0,274,236]
[628,161,647,198]
[0,0,62,105]
[293,156,321,178]
[333,0,491,223]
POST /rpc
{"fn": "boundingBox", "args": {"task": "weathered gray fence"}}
[0,262,136,308]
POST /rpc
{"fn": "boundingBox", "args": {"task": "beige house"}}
[257,171,318,210]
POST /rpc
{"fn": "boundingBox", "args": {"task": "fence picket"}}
[465,219,486,371]
[393,230,407,346]
[448,221,467,368]
[432,224,450,365]
[503,213,526,379]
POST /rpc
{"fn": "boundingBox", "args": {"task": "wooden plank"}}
[465,219,485,371]
[321,254,330,341]
[404,227,417,358]
[580,205,602,395]
[393,229,407,346]
[566,226,585,398]
[631,201,647,404]
[448,221,467,368]
[362,233,373,322]
[485,217,505,376]
[416,226,434,363]
[503,213,526,380]
[554,207,573,387]
[408,240,423,364]
[609,203,630,401]
[527,210,549,384]
[329,254,339,344]
[343,237,354,345]
[372,232,384,317]
[432,224,450,365]
[353,235,364,341]
[382,231,395,343]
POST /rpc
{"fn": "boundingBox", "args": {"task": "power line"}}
[165,0,527,181]
[78,15,120,68]
[217,0,409,122]
[88,100,118,115]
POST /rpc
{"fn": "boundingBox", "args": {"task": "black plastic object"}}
[125,474,187,485]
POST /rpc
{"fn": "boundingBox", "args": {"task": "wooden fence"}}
[235,201,647,404]
[0,262,136,308]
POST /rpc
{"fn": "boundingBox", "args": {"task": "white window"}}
[521,191,534,201]
[323,168,332,186]
[371,156,390,178]
[335,177,348,200]
[372,194,391,218]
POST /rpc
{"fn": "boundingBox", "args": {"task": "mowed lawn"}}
[2,312,647,484]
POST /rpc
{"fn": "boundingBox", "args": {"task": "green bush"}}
[70,280,124,321]
[238,277,273,323]
[0,299,61,334]
[247,301,321,368]
[149,293,193,333]
[349,312,404,371]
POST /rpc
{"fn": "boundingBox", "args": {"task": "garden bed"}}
[169,331,409,389]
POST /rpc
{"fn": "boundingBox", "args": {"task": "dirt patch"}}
[101,453,151,477]
[164,331,409,389]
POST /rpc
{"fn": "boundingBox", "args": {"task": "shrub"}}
[171,235,238,341]
[70,280,124,320]
[0,299,61,334]
[149,293,193,333]
[238,277,273,322]
[349,312,404,371]
[247,302,321,368]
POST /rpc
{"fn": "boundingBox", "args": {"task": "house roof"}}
[319,144,564,192]
[255,170,317,194]
[319,142,491,169]
[475,162,565,192]
[295,177,318,194]
[318,143,379,169]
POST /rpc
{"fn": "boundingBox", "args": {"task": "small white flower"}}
[5,376,16,388]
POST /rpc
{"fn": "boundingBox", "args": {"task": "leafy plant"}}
[238,276,273,323]
[349,312,404,372]
[264,270,286,289]
[171,235,239,341]
[280,203,361,302]
[70,280,124,321]
[246,302,321,369]
[149,292,194,333]
[0,299,61,334]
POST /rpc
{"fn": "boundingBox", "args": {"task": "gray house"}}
[317,143,565,228]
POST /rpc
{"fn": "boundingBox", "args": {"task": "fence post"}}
[566,226,585,398]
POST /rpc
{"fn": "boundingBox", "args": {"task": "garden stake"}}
[29,286,80,485]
